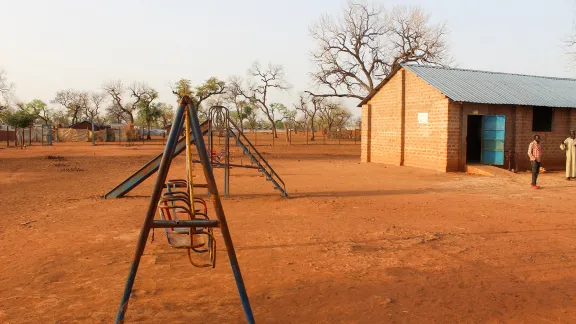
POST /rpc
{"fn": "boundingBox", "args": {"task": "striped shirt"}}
[528,140,542,162]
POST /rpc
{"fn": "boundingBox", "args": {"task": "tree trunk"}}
[284,122,289,142]
[311,119,316,141]
[91,119,95,146]
[147,123,151,140]
[268,116,277,138]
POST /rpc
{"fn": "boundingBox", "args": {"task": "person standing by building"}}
[560,131,576,180]
[528,135,542,189]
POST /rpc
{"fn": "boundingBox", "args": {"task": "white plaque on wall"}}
[418,112,428,124]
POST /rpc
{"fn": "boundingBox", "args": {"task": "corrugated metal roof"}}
[402,64,576,108]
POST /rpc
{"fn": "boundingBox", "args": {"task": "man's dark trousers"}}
[531,161,540,186]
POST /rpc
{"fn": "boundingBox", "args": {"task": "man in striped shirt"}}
[528,135,542,189]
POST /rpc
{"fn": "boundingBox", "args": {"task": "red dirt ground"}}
[1,138,576,323]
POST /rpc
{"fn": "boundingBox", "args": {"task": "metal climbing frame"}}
[207,105,288,198]
[208,106,231,197]
[114,97,254,324]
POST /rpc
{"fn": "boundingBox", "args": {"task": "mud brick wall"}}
[361,68,452,172]
[403,70,452,172]
[513,106,576,170]
[361,70,404,165]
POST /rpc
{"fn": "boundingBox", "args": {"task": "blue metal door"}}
[481,115,505,165]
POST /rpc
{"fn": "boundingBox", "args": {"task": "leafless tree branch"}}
[231,62,291,138]
[102,80,136,123]
[0,70,14,110]
[309,1,450,100]
[565,21,576,67]
[51,89,83,124]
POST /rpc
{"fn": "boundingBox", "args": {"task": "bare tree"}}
[308,1,449,100]
[235,62,291,138]
[245,108,259,131]
[0,69,14,110]
[276,103,297,141]
[227,76,250,132]
[127,83,159,139]
[566,21,576,65]
[103,80,137,123]
[51,90,83,124]
[319,100,351,133]
[268,103,292,142]
[296,94,323,141]
[88,92,106,123]
[158,103,174,129]
[353,116,362,129]
[52,110,69,126]
[334,109,352,130]
[106,102,126,124]
[129,82,157,109]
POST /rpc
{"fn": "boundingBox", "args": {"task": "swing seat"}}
[167,232,209,249]
[157,194,213,250]
[173,227,189,234]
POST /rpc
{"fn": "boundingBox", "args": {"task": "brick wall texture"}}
[361,68,575,172]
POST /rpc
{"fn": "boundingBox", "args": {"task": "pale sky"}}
[1,0,576,117]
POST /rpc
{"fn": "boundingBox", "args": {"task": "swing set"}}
[114,96,254,323]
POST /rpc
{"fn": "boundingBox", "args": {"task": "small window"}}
[532,106,553,132]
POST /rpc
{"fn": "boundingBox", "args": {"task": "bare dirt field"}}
[1,136,576,323]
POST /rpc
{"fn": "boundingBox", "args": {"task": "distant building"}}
[359,64,576,172]
[69,120,108,131]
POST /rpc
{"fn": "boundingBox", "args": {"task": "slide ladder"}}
[227,119,288,198]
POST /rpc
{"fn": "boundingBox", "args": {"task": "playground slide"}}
[104,120,210,199]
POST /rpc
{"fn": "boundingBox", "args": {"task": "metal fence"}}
[0,124,50,146]
[229,128,361,146]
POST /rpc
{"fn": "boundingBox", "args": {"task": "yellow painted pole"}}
[185,109,195,205]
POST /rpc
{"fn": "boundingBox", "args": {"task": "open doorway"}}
[466,115,482,163]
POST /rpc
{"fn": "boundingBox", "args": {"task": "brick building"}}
[359,64,576,172]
